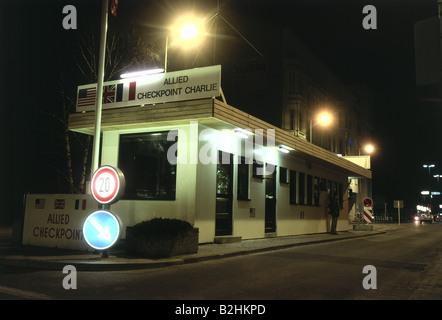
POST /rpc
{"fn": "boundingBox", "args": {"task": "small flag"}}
[77,87,96,107]
[75,199,87,210]
[111,0,118,17]
[129,81,136,100]
[54,199,65,210]
[103,84,116,103]
[103,84,124,103]
[116,83,123,102]
[35,199,45,210]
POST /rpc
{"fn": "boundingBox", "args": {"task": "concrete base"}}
[214,236,242,244]
[353,224,373,231]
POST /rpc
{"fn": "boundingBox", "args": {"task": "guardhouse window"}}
[307,174,313,205]
[252,160,265,179]
[289,170,297,204]
[118,131,177,200]
[314,177,320,206]
[280,167,289,184]
[237,156,251,200]
[298,172,305,205]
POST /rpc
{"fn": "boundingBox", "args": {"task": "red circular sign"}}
[91,166,125,204]
[362,197,373,207]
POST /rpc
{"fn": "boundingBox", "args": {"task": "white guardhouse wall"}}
[194,123,351,241]
[104,124,198,238]
[98,122,352,243]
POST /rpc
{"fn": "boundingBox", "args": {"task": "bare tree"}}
[36,23,161,194]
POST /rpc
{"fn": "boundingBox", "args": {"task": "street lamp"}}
[165,13,207,72]
[364,144,374,154]
[309,110,333,143]
[359,143,375,155]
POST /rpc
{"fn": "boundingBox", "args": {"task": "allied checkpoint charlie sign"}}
[76,65,221,112]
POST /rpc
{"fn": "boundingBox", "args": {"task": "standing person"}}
[329,194,340,235]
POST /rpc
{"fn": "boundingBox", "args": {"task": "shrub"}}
[129,218,195,241]
[126,218,198,258]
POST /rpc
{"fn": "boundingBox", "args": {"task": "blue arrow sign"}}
[83,210,120,250]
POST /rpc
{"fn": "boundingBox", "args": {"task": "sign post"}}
[362,197,374,224]
[84,165,125,256]
[394,200,404,225]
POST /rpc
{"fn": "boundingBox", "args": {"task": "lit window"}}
[118,131,177,200]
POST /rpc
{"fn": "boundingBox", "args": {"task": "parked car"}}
[418,213,434,224]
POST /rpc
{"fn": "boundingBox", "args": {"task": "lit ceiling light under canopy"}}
[278,146,290,154]
[233,128,252,139]
[278,145,294,153]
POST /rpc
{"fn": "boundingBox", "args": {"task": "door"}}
[215,151,233,236]
[265,164,277,233]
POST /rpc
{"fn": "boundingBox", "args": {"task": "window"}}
[290,109,294,130]
[314,177,320,206]
[298,172,305,205]
[320,178,326,191]
[118,131,177,200]
[280,167,289,184]
[237,156,251,200]
[289,170,297,204]
[307,175,313,205]
[253,160,264,179]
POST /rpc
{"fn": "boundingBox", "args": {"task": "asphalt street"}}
[1,222,442,302]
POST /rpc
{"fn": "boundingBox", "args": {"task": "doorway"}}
[265,164,277,233]
[215,151,233,236]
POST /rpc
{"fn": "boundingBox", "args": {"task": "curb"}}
[0,230,386,271]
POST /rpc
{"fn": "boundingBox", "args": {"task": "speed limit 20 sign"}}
[91,166,125,205]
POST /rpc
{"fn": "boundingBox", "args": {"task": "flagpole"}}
[91,0,109,179]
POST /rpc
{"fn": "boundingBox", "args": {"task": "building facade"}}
[66,97,371,244]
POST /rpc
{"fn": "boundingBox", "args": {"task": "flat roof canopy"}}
[69,98,372,179]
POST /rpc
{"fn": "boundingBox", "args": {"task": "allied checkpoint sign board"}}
[76,65,221,112]
[22,194,96,251]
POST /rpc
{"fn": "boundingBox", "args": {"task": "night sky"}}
[1,0,441,224]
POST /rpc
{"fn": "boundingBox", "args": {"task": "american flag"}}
[77,87,96,107]
[35,199,45,210]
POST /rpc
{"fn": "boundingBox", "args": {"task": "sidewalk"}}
[0,224,392,271]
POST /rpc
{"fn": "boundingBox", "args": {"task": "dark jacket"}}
[329,197,340,217]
